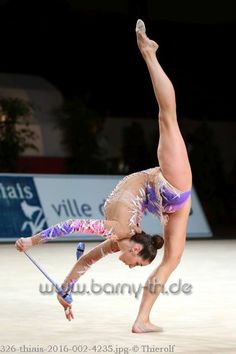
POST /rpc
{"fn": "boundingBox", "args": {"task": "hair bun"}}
[151,235,164,250]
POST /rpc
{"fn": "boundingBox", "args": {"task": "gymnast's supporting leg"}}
[132,197,191,333]
[132,20,192,333]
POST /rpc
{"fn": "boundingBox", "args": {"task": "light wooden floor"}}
[1,240,236,354]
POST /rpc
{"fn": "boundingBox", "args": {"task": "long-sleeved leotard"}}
[30,167,190,295]
[31,167,190,247]
[31,219,119,246]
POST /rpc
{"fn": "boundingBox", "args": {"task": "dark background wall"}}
[0,0,235,119]
[0,0,235,236]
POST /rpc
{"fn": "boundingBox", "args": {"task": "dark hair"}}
[131,231,164,263]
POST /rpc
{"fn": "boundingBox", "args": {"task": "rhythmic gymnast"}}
[15,19,192,333]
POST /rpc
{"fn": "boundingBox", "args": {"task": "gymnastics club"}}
[24,242,85,304]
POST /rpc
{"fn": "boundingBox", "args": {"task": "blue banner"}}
[0,176,48,239]
[0,174,212,242]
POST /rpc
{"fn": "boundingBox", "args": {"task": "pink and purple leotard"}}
[37,167,191,241]
[104,167,191,226]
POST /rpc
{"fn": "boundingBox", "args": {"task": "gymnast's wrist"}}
[61,279,74,294]
[31,233,43,246]
[61,282,68,292]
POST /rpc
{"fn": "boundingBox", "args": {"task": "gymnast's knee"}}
[162,254,182,271]
[158,111,177,126]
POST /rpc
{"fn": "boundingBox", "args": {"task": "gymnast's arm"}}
[15,218,129,252]
[62,238,119,291]
[57,238,119,320]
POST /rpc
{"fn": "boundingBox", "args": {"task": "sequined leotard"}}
[32,167,191,245]
[28,167,191,293]
[104,167,191,229]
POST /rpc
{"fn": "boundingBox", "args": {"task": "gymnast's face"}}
[119,242,150,268]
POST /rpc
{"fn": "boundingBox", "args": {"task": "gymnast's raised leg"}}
[132,20,192,333]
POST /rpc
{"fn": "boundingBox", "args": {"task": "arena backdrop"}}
[0,174,212,242]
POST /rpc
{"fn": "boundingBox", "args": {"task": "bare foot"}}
[132,320,163,333]
[15,237,33,252]
[135,19,159,56]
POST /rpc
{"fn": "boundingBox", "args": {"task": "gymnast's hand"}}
[57,293,74,321]
[15,237,33,252]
